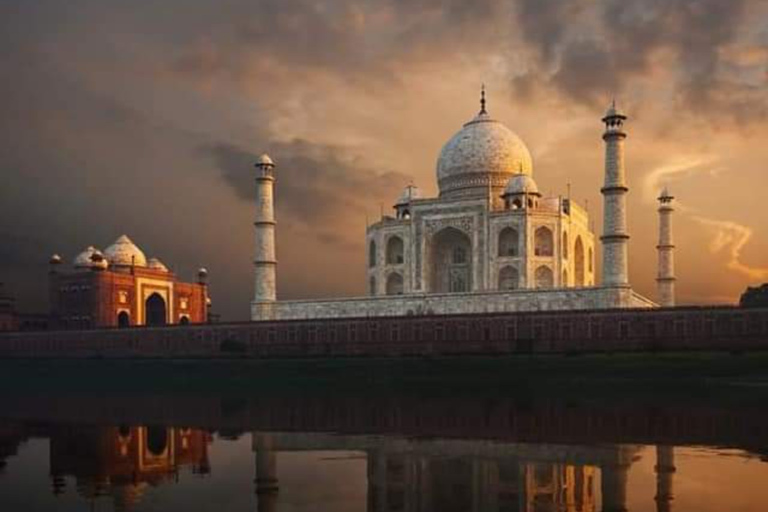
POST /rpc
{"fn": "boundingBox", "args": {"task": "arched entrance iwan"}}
[145,293,167,326]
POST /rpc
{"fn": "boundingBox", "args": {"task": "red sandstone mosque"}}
[48,235,209,329]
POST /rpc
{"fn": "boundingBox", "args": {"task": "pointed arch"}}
[498,227,519,257]
[386,272,404,295]
[429,227,472,293]
[145,293,166,326]
[535,265,554,289]
[534,227,554,257]
[386,236,404,265]
[498,266,520,290]
[117,311,130,328]
[575,236,585,286]
[368,240,377,268]
[562,231,569,259]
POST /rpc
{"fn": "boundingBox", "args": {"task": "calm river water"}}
[0,388,766,511]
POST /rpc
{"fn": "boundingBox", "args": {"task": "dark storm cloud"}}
[513,0,757,113]
[203,140,408,230]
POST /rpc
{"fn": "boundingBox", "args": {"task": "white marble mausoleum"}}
[251,91,669,321]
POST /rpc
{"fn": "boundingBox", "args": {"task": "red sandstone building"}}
[49,235,209,329]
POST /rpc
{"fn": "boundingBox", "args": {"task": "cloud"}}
[202,139,409,239]
[692,217,768,281]
[641,156,718,204]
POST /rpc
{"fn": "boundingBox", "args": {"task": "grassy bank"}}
[1,351,767,396]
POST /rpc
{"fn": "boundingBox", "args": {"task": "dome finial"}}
[480,83,487,115]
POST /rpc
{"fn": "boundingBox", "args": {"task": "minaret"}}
[252,154,277,318]
[654,446,675,512]
[600,101,630,287]
[656,189,676,307]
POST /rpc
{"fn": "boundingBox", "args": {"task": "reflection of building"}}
[252,92,659,321]
[49,235,209,329]
[368,454,596,512]
[49,425,211,509]
[251,432,652,512]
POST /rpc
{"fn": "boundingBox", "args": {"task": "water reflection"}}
[0,392,765,512]
[49,425,210,508]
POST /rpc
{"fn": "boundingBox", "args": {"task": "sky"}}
[2,0,768,320]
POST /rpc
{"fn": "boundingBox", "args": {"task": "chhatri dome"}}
[503,172,540,196]
[436,86,533,199]
[103,235,148,267]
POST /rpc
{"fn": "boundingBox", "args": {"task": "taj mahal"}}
[251,90,676,321]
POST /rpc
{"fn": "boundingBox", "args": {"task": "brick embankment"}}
[0,305,766,359]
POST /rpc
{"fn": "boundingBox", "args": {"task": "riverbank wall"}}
[0,305,766,359]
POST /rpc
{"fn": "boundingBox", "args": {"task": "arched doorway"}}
[146,426,168,456]
[498,266,519,290]
[145,293,166,326]
[179,316,190,325]
[429,227,472,293]
[386,272,404,295]
[386,236,404,265]
[575,236,585,286]
[117,311,130,328]
[498,227,519,257]
[534,227,554,257]
[535,265,554,289]
[368,240,377,268]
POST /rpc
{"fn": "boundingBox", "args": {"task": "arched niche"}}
[428,227,472,293]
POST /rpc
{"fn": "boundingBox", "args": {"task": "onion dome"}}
[603,98,626,120]
[90,251,109,271]
[73,246,98,267]
[395,184,421,206]
[437,88,533,199]
[49,254,62,265]
[103,235,147,267]
[257,153,274,167]
[503,173,540,197]
[147,257,169,272]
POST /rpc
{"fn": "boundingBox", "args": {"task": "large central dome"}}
[437,109,533,199]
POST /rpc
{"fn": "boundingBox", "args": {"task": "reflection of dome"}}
[437,108,532,199]
[395,184,421,206]
[147,257,168,272]
[503,173,540,196]
[73,246,98,267]
[104,235,147,267]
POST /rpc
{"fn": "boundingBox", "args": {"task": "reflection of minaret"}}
[252,433,278,512]
[655,446,675,512]
[601,453,631,512]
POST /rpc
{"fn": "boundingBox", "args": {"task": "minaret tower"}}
[600,101,630,287]
[656,188,676,307]
[252,154,277,319]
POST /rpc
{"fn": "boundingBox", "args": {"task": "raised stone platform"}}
[252,285,656,321]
